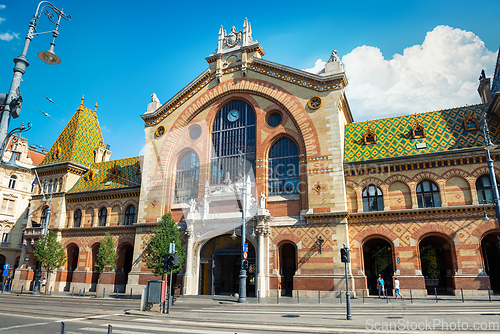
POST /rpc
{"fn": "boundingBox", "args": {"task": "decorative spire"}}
[80,95,84,107]
[94,102,98,112]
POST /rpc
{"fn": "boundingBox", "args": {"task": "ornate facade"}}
[14,21,500,297]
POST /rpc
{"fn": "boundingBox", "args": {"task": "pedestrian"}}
[377,274,385,298]
[41,278,46,294]
[5,277,11,292]
[394,276,403,299]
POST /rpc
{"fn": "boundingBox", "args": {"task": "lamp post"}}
[32,181,53,295]
[238,150,247,303]
[481,111,500,229]
[0,1,70,159]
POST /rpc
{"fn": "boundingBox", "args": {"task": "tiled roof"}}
[492,47,500,97]
[68,156,141,194]
[39,103,104,167]
[344,103,500,163]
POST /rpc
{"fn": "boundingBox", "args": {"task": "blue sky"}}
[0,0,499,160]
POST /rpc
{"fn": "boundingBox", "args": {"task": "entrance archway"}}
[116,243,134,292]
[199,235,256,296]
[419,235,454,294]
[65,243,79,291]
[363,238,394,296]
[481,231,500,292]
[279,243,296,296]
[91,243,100,291]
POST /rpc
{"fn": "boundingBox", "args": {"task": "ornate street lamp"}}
[481,110,500,227]
[0,1,70,159]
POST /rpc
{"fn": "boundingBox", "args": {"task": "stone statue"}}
[151,93,160,103]
[189,198,197,213]
[259,193,266,209]
[328,50,339,63]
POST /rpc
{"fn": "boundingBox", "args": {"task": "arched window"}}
[53,181,58,193]
[476,175,499,204]
[211,100,256,184]
[98,207,107,226]
[362,184,384,212]
[268,138,300,196]
[124,205,135,225]
[174,151,199,203]
[40,207,49,228]
[416,180,441,208]
[73,209,82,228]
[8,175,16,189]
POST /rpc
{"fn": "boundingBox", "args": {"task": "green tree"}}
[33,231,66,284]
[143,213,185,276]
[94,232,119,279]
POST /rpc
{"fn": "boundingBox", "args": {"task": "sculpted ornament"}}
[224,26,242,48]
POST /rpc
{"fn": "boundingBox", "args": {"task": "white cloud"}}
[308,26,497,121]
[0,32,18,41]
[0,18,4,24]
[304,59,326,74]
[0,5,6,9]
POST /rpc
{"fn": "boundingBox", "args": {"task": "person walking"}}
[394,276,403,299]
[377,274,385,298]
[41,278,46,294]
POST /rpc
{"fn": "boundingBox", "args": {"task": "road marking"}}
[0,321,50,331]
[81,327,154,334]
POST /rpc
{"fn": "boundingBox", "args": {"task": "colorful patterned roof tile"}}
[68,156,141,194]
[39,102,104,167]
[344,103,500,163]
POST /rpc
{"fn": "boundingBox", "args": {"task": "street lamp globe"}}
[37,43,61,65]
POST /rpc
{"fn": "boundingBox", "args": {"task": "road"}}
[0,294,499,333]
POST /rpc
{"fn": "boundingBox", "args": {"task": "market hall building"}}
[14,20,500,297]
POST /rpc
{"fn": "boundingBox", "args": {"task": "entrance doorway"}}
[279,243,296,296]
[419,235,454,294]
[91,243,100,291]
[481,232,500,292]
[363,238,394,296]
[115,243,134,292]
[199,235,256,296]
[65,243,79,291]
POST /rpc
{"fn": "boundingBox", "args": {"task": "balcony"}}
[23,227,43,239]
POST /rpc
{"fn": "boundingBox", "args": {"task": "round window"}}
[189,124,202,140]
[267,112,282,127]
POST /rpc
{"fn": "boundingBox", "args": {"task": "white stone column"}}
[183,227,197,295]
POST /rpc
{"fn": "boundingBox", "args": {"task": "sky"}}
[0,0,499,160]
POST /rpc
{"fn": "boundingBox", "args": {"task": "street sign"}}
[2,270,7,277]
[243,243,248,252]
[3,264,9,270]
[8,266,11,270]
[243,251,248,259]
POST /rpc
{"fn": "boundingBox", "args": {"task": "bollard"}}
[79,289,81,297]
[434,287,438,303]
[277,290,280,304]
[340,290,342,304]
[103,288,105,299]
[318,290,321,304]
[386,294,389,303]
[297,290,299,304]
[107,324,112,334]
[20,285,23,294]
[410,289,413,303]
[50,286,52,296]
[488,286,491,302]
[461,287,464,302]
[130,288,132,299]
[83,288,86,297]
[258,290,260,304]
[72,287,74,297]
[60,322,65,334]
[363,290,365,304]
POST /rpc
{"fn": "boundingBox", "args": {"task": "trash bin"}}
[147,280,166,304]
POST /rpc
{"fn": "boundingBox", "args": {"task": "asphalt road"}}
[0,294,499,333]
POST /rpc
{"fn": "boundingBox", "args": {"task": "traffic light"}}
[340,248,350,263]
[161,253,169,270]
[0,87,22,119]
[243,259,249,270]
[172,254,180,267]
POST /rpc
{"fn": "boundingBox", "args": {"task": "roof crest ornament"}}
[363,121,377,145]
[214,18,258,55]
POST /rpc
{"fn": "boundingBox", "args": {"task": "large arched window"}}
[476,175,499,204]
[8,175,16,189]
[40,207,49,227]
[98,207,107,226]
[211,100,255,184]
[268,137,300,196]
[362,184,384,212]
[416,180,441,208]
[124,205,136,225]
[73,209,82,228]
[175,151,199,203]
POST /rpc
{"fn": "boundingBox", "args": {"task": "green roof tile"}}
[344,103,499,163]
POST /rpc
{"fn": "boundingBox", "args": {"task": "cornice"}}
[66,189,140,203]
[36,161,88,176]
[57,224,137,234]
[205,44,266,63]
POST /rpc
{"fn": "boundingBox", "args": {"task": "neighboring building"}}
[14,22,500,297]
[0,135,46,282]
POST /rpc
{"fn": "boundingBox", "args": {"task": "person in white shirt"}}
[394,276,403,299]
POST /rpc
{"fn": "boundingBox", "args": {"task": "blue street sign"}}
[243,243,248,252]
[2,264,8,270]
[2,270,7,277]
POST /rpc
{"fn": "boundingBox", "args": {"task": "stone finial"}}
[319,50,344,76]
[145,93,162,114]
